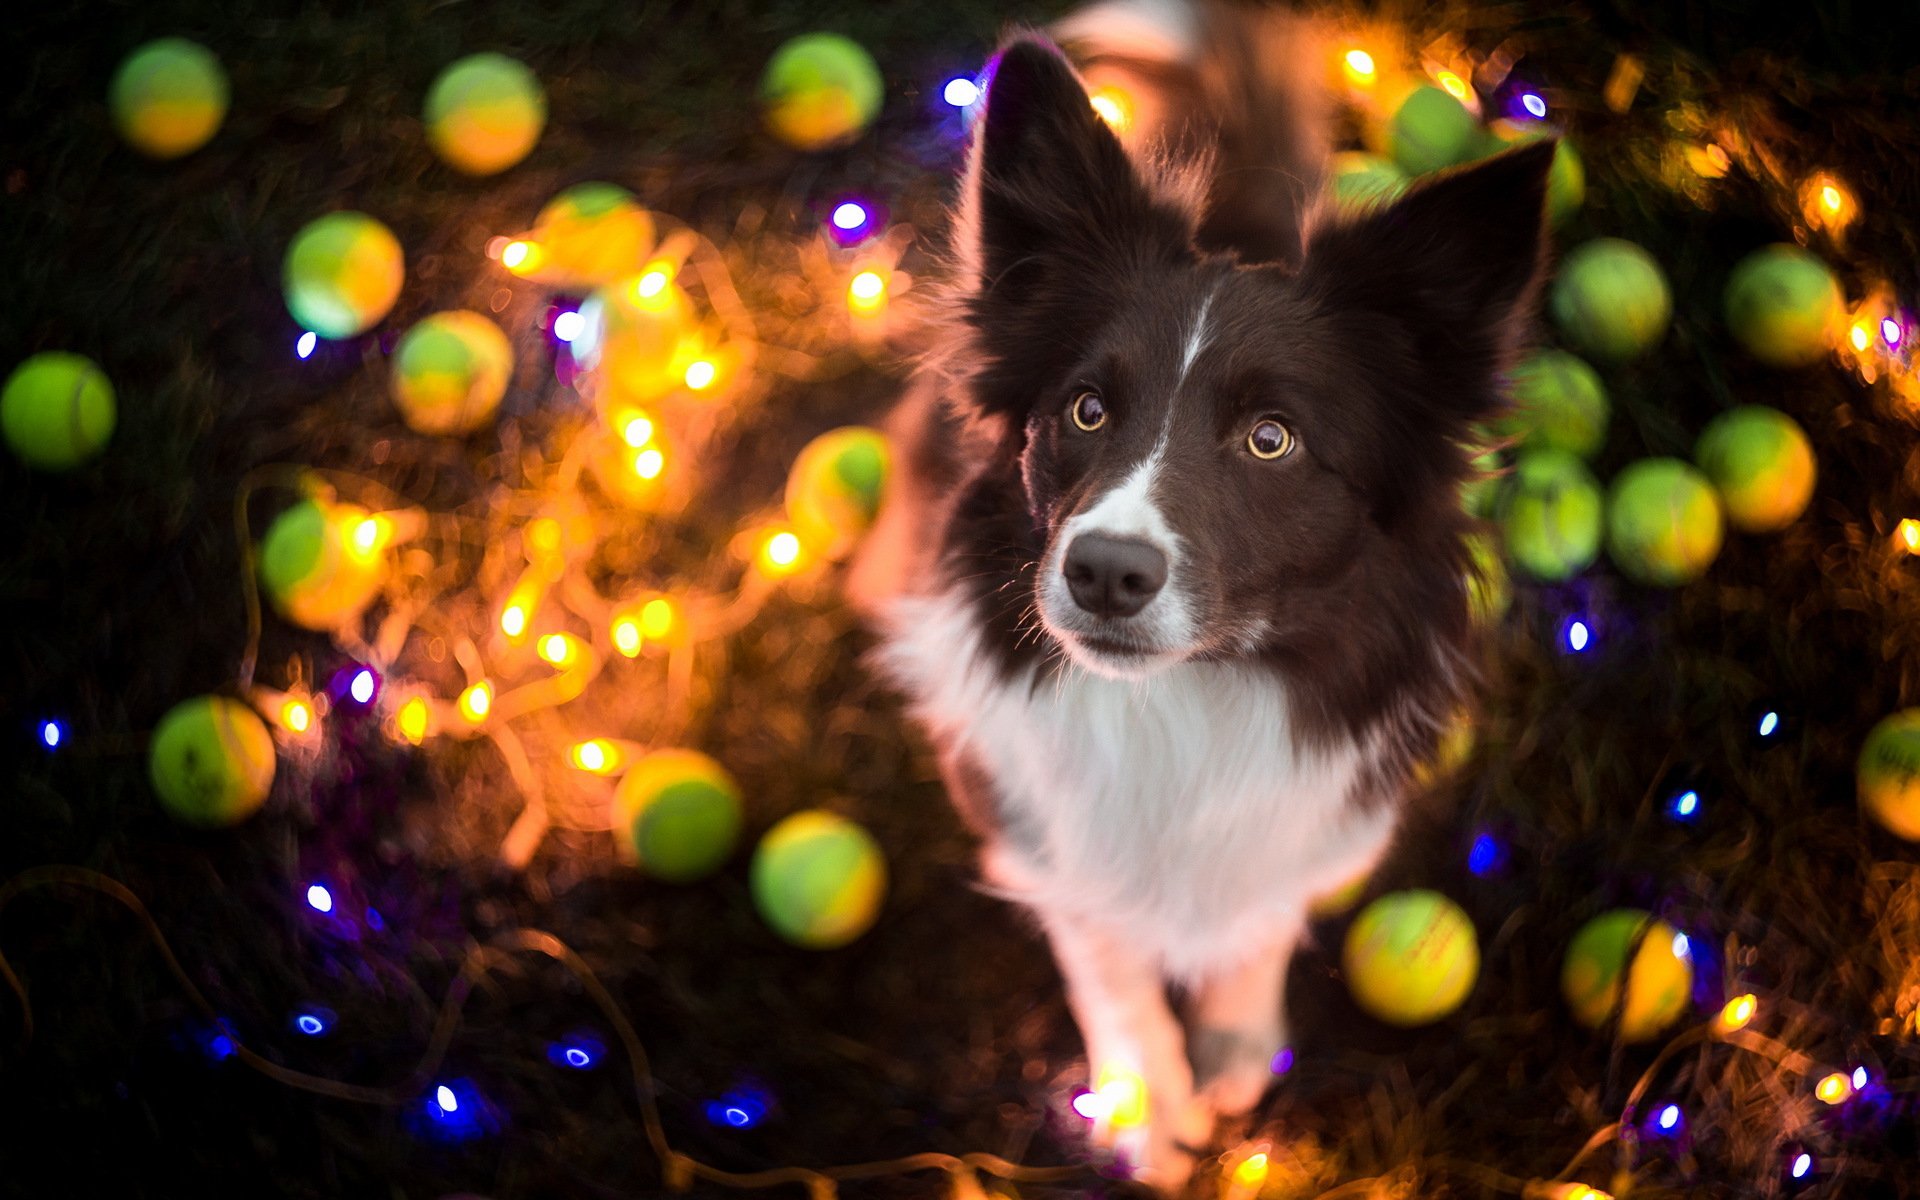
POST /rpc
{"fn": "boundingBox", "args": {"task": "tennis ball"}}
[1693,406,1816,533]
[751,810,886,949]
[531,183,656,290]
[759,33,883,151]
[612,749,742,882]
[1328,151,1408,209]
[109,38,228,159]
[1383,85,1479,176]
[1605,458,1724,586]
[1551,239,1672,364]
[259,498,388,630]
[1485,120,1585,227]
[1723,245,1843,369]
[785,426,889,560]
[148,695,276,827]
[1858,709,1920,841]
[1464,531,1510,626]
[1342,889,1479,1026]
[1561,909,1694,1042]
[283,211,405,340]
[2,352,116,470]
[572,274,698,406]
[390,311,513,436]
[424,52,546,176]
[1500,449,1604,582]
[1503,349,1609,459]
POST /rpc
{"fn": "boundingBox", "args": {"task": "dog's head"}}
[954,37,1551,682]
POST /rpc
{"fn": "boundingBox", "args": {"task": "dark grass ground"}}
[6,1,1920,1197]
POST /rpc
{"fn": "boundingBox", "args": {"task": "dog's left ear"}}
[1298,140,1554,424]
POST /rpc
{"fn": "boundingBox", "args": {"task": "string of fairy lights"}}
[9,11,1919,1199]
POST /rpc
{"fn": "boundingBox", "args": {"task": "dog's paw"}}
[1081,1058,1212,1192]
[1188,1026,1287,1118]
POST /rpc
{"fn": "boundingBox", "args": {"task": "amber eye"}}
[1247,418,1296,460]
[1070,390,1107,431]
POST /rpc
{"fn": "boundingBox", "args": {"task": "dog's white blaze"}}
[1174,287,1216,389]
[878,589,1395,982]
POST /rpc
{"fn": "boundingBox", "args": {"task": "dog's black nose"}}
[1063,534,1168,618]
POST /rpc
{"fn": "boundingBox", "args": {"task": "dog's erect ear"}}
[1299,140,1554,424]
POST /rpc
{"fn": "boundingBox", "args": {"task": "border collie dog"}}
[852,8,1551,1185]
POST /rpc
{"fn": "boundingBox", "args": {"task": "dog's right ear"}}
[957,36,1194,420]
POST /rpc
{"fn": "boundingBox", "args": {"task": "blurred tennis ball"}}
[1693,406,1816,533]
[1503,349,1609,459]
[1328,151,1408,209]
[1723,244,1843,369]
[1484,120,1584,227]
[529,183,656,290]
[1382,84,1479,176]
[1551,239,1671,364]
[148,695,275,827]
[1500,449,1603,582]
[751,809,886,948]
[258,497,389,630]
[785,426,889,560]
[1343,889,1480,1026]
[283,211,405,339]
[1605,458,1724,586]
[612,749,743,882]
[1561,909,1694,1042]
[110,37,228,159]
[760,33,883,151]
[391,310,513,436]
[424,52,546,175]
[1858,709,1920,841]
[2,352,115,470]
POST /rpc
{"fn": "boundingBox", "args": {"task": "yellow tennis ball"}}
[2,352,116,470]
[751,810,887,949]
[1605,458,1724,586]
[148,695,276,827]
[784,426,889,560]
[760,33,883,151]
[1561,909,1694,1042]
[1723,245,1843,369]
[258,498,388,630]
[283,212,405,339]
[1342,889,1480,1026]
[531,183,657,290]
[424,52,547,175]
[1693,406,1816,533]
[571,274,698,407]
[611,749,743,883]
[1551,238,1672,364]
[390,310,513,436]
[1858,709,1920,841]
[109,38,228,159]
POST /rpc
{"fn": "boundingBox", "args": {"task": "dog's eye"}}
[1070,390,1107,432]
[1247,418,1296,460]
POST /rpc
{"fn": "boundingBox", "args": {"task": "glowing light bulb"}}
[1071,1090,1104,1120]
[571,740,614,773]
[1821,185,1842,213]
[537,633,576,666]
[612,618,642,657]
[1521,91,1547,118]
[1232,1152,1269,1188]
[397,696,429,744]
[436,1085,459,1113]
[502,241,535,272]
[1799,173,1857,232]
[551,310,584,342]
[1671,931,1691,959]
[1088,85,1133,132]
[762,530,803,573]
[1561,1188,1612,1200]
[633,447,665,480]
[281,698,313,734]
[1467,832,1501,876]
[1342,49,1377,85]
[1883,317,1904,348]
[296,331,318,359]
[1718,993,1757,1033]
[621,413,655,448]
[351,517,380,555]
[1656,1104,1681,1131]
[306,883,334,913]
[501,604,528,639]
[1668,789,1700,820]
[40,720,64,748]
[943,76,981,108]
[640,597,676,640]
[1852,321,1873,352]
[1565,619,1591,652]
[848,270,888,313]
[293,1011,329,1036]
[1091,1065,1147,1129]
[832,202,868,231]
[1899,519,1920,553]
[1791,1152,1812,1179]
[1758,710,1780,738]
[1436,70,1470,101]
[684,359,717,390]
[635,269,670,300]
[1853,1065,1868,1090]
[1815,1072,1852,1104]
[458,682,492,723]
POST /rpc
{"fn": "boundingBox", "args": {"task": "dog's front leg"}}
[1040,910,1208,1189]
[1186,916,1302,1120]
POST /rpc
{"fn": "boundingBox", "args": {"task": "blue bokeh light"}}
[1467,832,1504,876]
[1668,789,1701,820]
[40,720,64,749]
[305,883,334,914]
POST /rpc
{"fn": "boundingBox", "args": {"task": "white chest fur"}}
[879,589,1400,982]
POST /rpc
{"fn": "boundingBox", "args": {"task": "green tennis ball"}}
[391,310,513,436]
[1464,531,1510,626]
[148,695,276,827]
[531,183,656,290]
[1605,458,1724,586]
[612,749,742,882]
[1859,710,1920,842]
[109,38,228,159]
[1385,85,1479,175]
[1328,151,1408,209]
[1551,239,1672,364]
[751,809,886,949]
[1561,909,1694,1042]
[1503,349,1610,459]
[760,33,883,151]
[424,52,546,176]
[1485,121,1584,227]
[785,426,889,560]
[1693,406,1816,533]
[1342,889,1479,1026]
[1723,245,1843,369]
[2,352,116,470]
[1500,449,1604,582]
[259,498,388,630]
[283,211,405,339]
